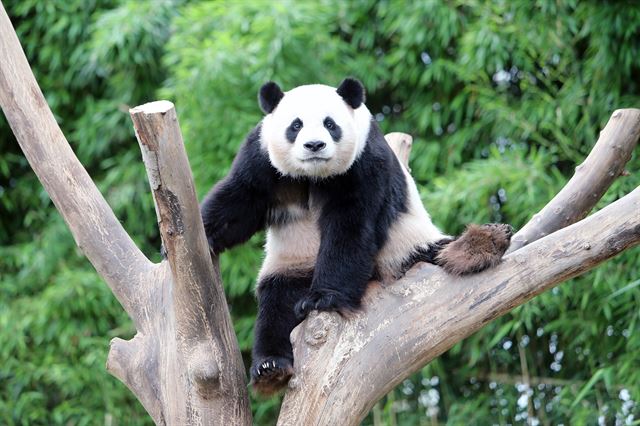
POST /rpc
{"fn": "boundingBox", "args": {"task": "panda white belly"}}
[258,167,445,283]
[258,197,321,280]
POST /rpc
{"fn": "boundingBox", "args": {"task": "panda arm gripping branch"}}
[293,124,404,318]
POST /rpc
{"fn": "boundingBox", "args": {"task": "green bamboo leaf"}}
[570,369,606,409]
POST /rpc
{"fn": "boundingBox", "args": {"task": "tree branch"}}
[0,2,152,326]
[509,109,640,252]
[130,101,233,344]
[3,0,639,422]
[278,110,640,425]
[106,334,165,424]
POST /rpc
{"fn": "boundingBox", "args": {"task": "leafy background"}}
[1,0,639,425]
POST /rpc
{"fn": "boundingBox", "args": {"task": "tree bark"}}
[1,1,639,424]
[277,109,640,425]
[385,132,413,169]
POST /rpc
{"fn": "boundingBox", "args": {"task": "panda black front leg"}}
[294,200,378,320]
[294,287,354,319]
[251,273,311,395]
[200,125,276,254]
[251,355,294,395]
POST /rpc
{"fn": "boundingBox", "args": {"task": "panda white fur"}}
[200,78,512,395]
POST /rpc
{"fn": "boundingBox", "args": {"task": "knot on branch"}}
[188,341,221,399]
[303,311,339,347]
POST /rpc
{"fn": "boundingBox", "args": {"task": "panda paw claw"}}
[250,356,293,396]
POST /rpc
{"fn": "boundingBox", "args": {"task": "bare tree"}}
[1,4,639,425]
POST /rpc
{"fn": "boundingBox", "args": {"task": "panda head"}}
[259,78,372,179]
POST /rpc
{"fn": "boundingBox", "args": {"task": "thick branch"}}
[4,1,638,422]
[1,7,251,422]
[279,186,640,425]
[130,101,228,342]
[0,3,151,324]
[128,102,251,425]
[509,109,640,252]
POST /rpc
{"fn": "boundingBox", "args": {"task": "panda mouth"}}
[300,157,330,163]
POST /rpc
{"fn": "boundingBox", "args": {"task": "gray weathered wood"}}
[108,101,250,425]
[0,0,151,328]
[277,111,640,425]
[385,132,413,169]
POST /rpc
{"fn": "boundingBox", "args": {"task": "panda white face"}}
[260,80,372,179]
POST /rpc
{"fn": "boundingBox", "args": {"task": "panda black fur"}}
[200,78,513,395]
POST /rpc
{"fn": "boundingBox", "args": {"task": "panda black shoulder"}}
[363,121,409,215]
[353,121,407,196]
[363,120,401,163]
[228,123,278,188]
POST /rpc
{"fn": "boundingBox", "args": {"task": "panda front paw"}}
[250,356,294,396]
[294,289,359,320]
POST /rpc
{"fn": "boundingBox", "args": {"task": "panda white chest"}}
[258,184,322,279]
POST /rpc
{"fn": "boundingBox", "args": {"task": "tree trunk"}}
[1,2,639,424]
[0,5,250,425]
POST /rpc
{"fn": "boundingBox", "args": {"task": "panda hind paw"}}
[250,356,294,396]
[436,223,514,275]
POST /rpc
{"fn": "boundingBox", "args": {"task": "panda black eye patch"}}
[285,118,303,142]
[323,117,342,142]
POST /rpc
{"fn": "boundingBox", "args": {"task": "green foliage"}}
[1,0,639,425]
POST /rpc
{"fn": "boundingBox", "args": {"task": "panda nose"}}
[303,140,326,152]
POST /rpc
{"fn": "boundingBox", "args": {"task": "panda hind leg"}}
[251,271,311,396]
[436,223,513,275]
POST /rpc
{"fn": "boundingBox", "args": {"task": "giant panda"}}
[200,78,513,395]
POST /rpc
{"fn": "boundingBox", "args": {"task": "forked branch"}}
[0,5,250,424]
[509,110,640,252]
[0,2,152,326]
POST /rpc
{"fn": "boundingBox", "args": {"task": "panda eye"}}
[324,117,336,130]
[291,119,303,131]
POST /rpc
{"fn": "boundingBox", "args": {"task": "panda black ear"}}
[259,81,284,114]
[336,77,365,109]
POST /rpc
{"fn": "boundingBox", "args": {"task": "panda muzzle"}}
[303,140,326,152]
